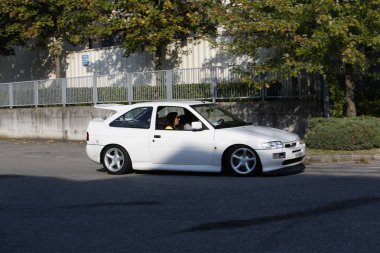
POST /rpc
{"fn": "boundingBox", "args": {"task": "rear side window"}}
[109,107,152,129]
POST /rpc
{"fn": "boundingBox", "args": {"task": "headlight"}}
[262,141,284,149]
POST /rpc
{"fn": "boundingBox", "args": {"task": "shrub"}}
[304,117,380,150]
[173,83,211,99]
[328,82,346,117]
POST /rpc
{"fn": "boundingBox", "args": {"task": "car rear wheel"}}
[226,145,261,176]
[102,145,132,175]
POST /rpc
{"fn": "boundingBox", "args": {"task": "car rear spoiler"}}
[90,104,130,120]
[94,104,129,113]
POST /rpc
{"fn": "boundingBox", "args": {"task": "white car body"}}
[86,101,306,175]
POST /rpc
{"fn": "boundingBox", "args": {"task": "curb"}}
[306,154,380,163]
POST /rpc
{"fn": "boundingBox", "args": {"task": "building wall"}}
[65,47,154,77]
[0,47,55,83]
[0,38,247,83]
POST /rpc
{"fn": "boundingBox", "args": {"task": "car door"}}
[106,106,153,163]
[149,106,214,166]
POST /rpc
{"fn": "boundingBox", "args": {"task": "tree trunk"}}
[48,37,64,79]
[154,45,166,93]
[345,65,357,117]
[55,54,62,79]
[154,46,164,71]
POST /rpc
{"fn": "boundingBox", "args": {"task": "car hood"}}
[216,125,299,143]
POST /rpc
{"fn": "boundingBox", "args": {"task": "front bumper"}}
[256,143,306,173]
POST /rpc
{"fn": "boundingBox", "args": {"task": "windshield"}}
[191,104,250,129]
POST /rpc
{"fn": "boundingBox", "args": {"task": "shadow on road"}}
[96,164,306,177]
[262,164,306,177]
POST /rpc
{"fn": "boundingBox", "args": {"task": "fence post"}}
[297,71,302,97]
[127,73,133,104]
[261,84,265,101]
[166,70,173,100]
[8,83,14,108]
[258,73,266,101]
[34,81,39,107]
[61,78,67,107]
[322,74,330,118]
[93,75,98,105]
[211,67,216,103]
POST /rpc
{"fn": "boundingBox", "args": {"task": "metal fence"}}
[0,66,322,108]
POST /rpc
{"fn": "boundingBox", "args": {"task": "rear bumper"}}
[86,144,104,164]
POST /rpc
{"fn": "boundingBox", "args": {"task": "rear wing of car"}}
[91,104,130,120]
[94,104,129,112]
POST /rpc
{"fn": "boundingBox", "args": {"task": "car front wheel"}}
[102,145,132,175]
[226,145,261,176]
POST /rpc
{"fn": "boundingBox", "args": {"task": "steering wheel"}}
[213,118,224,127]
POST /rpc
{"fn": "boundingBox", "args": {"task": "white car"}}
[86,101,306,176]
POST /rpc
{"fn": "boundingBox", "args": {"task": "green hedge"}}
[304,117,380,150]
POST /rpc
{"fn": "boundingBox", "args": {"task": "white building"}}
[0,37,247,83]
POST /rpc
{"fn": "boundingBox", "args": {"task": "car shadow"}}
[96,164,306,177]
[131,170,222,177]
[262,163,306,177]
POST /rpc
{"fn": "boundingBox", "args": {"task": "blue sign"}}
[82,54,90,66]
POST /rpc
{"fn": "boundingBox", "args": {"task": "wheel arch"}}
[100,144,131,166]
[221,144,262,173]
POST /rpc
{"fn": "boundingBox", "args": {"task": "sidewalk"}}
[306,153,380,164]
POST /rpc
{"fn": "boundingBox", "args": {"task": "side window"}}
[109,107,152,129]
[155,106,205,130]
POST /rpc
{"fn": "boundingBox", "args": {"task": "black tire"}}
[102,145,133,175]
[225,145,261,176]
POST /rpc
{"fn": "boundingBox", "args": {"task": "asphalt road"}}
[1,139,380,253]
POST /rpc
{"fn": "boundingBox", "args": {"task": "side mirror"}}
[191,121,203,131]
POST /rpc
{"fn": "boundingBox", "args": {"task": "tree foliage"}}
[1,0,99,45]
[1,0,219,72]
[91,0,218,69]
[214,0,380,116]
[0,0,99,77]
[0,1,24,55]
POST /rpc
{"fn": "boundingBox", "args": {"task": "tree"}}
[93,0,218,70]
[0,0,98,78]
[0,1,24,55]
[213,0,380,117]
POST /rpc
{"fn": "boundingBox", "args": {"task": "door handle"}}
[154,135,161,138]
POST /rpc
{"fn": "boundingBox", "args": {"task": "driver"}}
[165,112,180,130]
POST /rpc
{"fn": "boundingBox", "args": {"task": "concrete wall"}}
[0,106,96,141]
[0,100,322,141]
